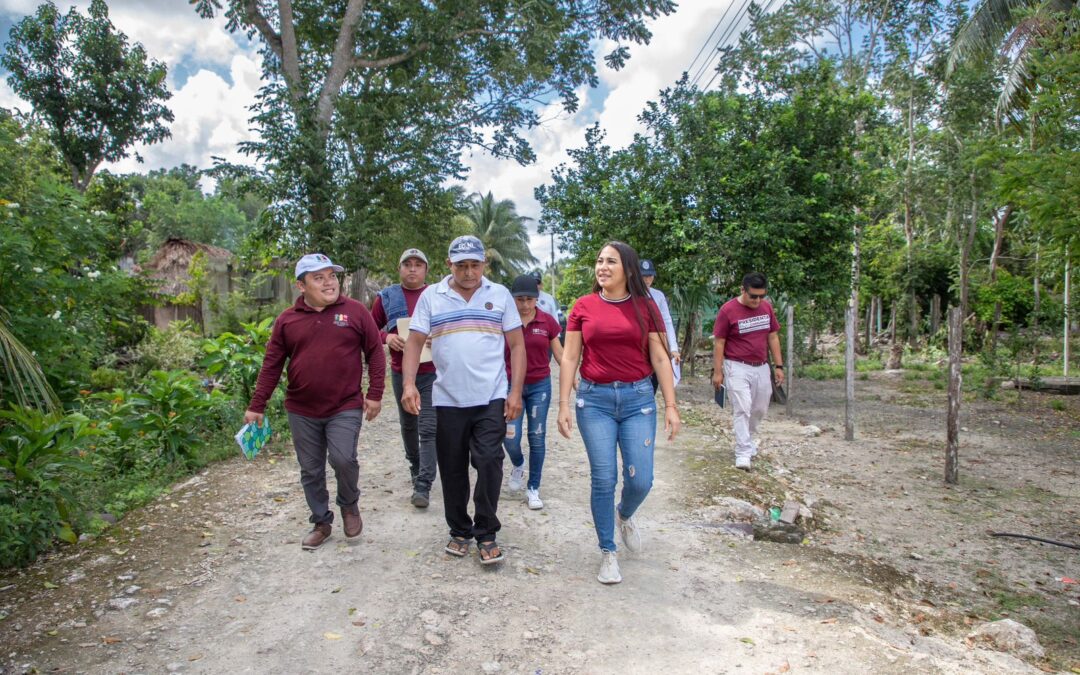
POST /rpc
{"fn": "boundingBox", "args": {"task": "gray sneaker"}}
[617,513,642,553]
[410,491,429,508]
[597,550,622,584]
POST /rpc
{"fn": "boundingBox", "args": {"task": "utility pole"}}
[550,231,557,296]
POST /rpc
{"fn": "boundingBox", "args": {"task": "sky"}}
[0,0,748,263]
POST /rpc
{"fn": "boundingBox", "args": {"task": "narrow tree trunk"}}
[930,294,941,335]
[845,303,856,441]
[945,306,962,484]
[681,310,701,377]
[786,305,794,417]
[886,304,903,369]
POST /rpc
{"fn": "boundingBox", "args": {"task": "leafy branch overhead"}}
[2,0,173,192]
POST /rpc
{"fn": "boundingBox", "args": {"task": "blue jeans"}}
[502,378,551,490]
[575,376,657,552]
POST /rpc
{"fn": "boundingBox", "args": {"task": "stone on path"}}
[968,619,1045,659]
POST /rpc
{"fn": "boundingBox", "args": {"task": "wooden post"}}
[946,306,962,484]
[864,302,872,353]
[845,303,855,441]
[785,304,794,416]
[876,297,882,334]
[1065,255,1071,379]
[930,294,941,335]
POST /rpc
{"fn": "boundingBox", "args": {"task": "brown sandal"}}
[477,540,504,565]
[444,537,470,557]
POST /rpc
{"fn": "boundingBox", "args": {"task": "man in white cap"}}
[371,248,437,508]
[401,235,526,565]
[246,253,385,550]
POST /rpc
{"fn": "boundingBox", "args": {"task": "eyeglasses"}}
[747,292,767,299]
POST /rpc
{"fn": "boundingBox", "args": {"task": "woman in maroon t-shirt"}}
[502,275,564,510]
[557,241,680,585]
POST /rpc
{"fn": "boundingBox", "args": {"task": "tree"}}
[2,0,173,192]
[463,192,537,284]
[192,0,675,259]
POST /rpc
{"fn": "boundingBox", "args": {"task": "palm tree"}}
[463,192,538,283]
[0,308,59,412]
[947,0,1078,124]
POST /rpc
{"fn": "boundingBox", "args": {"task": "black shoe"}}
[410,491,430,508]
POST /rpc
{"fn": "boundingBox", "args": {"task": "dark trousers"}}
[391,370,438,493]
[287,409,363,525]
[435,400,505,543]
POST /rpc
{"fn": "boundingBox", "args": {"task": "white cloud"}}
[461,0,739,263]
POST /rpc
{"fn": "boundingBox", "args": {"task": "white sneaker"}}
[617,513,642,553]
[735,456,752,471]
[597,551,622,584]
[526,488,543,510]
[750,443,759,457]
[508,464,525,491]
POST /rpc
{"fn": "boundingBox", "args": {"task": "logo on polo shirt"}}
[333,313,348,326]
[485,302,493,310]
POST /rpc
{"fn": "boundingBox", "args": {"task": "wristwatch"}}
[775,365,784,369]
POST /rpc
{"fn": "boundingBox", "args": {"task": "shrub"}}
[133,323,202,373]
[200,317,273,402]
[89,366,127,391]
[120,370,221,467]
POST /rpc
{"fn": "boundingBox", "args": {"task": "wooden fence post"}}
[845,303,855,441]
[930,294,941,335]
[946,306,962,484]
[786,304,794,417]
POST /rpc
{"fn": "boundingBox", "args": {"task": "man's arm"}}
[653,291,681,363]
[711,337,726,390]
[358,308,386,420]
[768,331,785,385]
[245,319,287,424]
[504,327,525,421]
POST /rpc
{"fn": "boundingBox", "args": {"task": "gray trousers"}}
[287,409,363,525]
[391,370,438,493]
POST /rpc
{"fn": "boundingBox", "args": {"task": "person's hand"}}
[505,391,523,422]
[711,369,724,390]
[364,398,382,421]
[557,403,574,438]
[386,333,406,352]
[401,384,421,415]
[672,351,682,366]
[244,410,264,426]
[664,405,681,441]
[774,367,786,387]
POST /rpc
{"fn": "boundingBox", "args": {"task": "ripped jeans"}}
[575,376,657,552]
[502,377,552,490]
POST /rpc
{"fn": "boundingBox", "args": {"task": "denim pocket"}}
[579,379,594,394]
[633,379,654,396]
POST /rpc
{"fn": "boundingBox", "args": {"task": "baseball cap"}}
[639,259,656,277]
[295,253,344,279]
[399,248,429,265]
[529,270,543,282]
[448,235,485,263]
[511,275,540,298]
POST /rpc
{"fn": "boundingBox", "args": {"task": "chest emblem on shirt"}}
[333,313,349,326]
[485,302,493,310]
[737,314,771,334]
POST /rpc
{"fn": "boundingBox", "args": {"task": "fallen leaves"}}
[102,636,122,645]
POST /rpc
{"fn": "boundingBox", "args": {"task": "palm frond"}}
[0,314,59,413]
[947,0,1037,75]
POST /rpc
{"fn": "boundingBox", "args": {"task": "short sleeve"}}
[501,287,523,332]
[567,297,586,331]
[544,312,560,338]
[410,287,433,335]
[643,297,663,333]
[713,308,729,339]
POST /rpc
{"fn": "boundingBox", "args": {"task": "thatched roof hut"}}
[143,238,236,330]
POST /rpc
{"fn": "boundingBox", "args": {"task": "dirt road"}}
[0,374,1041,674]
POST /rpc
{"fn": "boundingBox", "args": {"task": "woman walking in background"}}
[557,241,680,584]
[503,275,564,509]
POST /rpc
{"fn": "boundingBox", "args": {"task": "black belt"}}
[728,358,768,367]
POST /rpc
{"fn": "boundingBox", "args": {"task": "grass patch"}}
[800,358,883,380]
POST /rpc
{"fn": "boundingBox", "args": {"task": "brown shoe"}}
[301,523,332,550]
[341,506,363,538]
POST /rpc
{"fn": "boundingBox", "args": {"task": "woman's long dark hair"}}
[592,240,672,361]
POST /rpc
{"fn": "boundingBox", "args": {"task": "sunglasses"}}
[747,292,767,299]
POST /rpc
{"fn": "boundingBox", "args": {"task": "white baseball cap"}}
[399,248,429,265]
[295,253,344,278]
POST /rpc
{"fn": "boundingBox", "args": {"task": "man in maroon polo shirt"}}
[711,272,785,471]
[245,253,385,550]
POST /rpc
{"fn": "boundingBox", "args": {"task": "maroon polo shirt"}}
[248,294,385,418]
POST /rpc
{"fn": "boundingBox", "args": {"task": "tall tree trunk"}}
[959,169,979,320]
[886,304,903,369]
[681,309,701,377]
[987,205,1013,353]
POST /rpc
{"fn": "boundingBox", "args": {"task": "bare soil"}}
[1,368,1075,674]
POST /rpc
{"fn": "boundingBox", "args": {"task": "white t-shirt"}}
[410,275,523,407]
[649,286,681,386]
[537,290,561,322]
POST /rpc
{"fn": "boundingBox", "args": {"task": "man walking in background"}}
[531,270,562,323]
[245,254,385,549]
[641,259,681,387]
[371,248,437,508]
[711,272,784,471]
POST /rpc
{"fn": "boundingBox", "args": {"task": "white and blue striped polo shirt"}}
[410,275,522,407]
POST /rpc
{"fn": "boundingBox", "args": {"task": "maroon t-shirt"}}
[370,285,437,375]
[248,294,386,418]
[712,297,781,364]
[567,293,661,384]
[504,309,560,384]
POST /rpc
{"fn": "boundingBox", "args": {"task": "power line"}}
[685,2,741,82]
[699,0,788,92]
[689,0,755,89]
